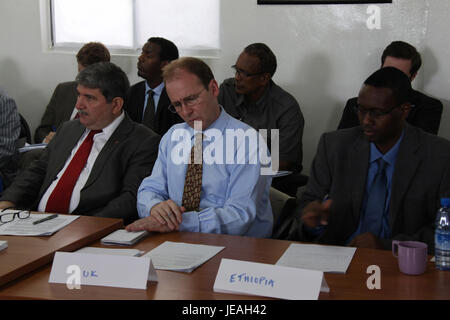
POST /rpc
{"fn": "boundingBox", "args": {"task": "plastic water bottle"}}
[435,198,450,270]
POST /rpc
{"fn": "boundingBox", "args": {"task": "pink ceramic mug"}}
[392,240,428,275]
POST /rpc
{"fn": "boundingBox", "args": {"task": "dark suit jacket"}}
[125,81,183,136]
[291,125,450,253]
[35,81,79,143]
[337,90,443,135]
[1,113,160,224]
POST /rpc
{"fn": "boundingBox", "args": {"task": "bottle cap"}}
[441,198,450,207]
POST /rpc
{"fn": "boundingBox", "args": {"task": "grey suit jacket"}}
[34,81,78,143]
[291,124,450,253]
[1,113,161,224]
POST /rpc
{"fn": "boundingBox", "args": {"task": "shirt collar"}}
[369,129,405,166]
[145,81,165,96]
[235,80,273,108]
[90,111,125,139]
[186,106,228,140]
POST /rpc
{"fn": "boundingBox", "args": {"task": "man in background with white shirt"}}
[125,37,182,136]
[0,62,160,224]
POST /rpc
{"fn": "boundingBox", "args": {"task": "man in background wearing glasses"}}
[338,41,443,135]
[126,57,273,238]
[287,67,450,254]
[218,43,305,197]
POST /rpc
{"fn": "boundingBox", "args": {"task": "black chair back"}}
[18,113,32,145]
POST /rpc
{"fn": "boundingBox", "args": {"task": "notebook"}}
[101,229,148,246]
[76,246,144,257]
[0,240,7,251]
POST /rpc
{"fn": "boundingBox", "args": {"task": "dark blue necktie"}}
[361,158,388,236]
[142,89,155,130]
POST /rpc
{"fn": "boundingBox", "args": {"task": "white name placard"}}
[213,258,329,300]
[49,252,158,290]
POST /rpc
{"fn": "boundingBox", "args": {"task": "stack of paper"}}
[142,241,225,273]
[0,213,79,236]
[101,229,148,246]
[0,240,7,251]
[76,247,144,257]
[276,243,356,273]
[18,143,47,153]
[272,170,293,178]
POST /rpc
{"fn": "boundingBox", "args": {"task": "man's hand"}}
[125,216,173,233]
[43,131,56,144]
[301,199,332,228]
[149,200,185,231]
[347,232,384,249]
[0,201,15,210]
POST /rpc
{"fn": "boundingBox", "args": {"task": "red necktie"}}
[45,130,102,213]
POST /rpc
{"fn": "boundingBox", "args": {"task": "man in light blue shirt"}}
[126,57,273,238]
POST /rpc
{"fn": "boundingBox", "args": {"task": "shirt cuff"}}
[137,198,162,218]
[179,210,200,232]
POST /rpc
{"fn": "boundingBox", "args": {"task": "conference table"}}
[0,215,122,287]
[0,226,449,300]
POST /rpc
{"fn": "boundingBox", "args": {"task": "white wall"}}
[0,0,448,174]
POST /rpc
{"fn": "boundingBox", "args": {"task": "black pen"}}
[33,214,58,225]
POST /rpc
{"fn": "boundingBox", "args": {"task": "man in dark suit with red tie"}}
[125,37,183,136]
[0,62,160,224]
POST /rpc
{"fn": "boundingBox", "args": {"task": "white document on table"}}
[142,241,225,273]
[76,247,144,257]
[276,243,356,273]
[18,143,47,153]
[272,170,292,178]
[0,213,79,236]
[101,229,148,246]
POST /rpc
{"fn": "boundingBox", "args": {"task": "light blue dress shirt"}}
[137,107,273,238]
[142,81,165,119]
[347,131,404,242]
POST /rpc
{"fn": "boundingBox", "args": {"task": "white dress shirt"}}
[38,112,125,213]
[69,107,79,120]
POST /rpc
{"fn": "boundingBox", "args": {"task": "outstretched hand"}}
[301,199,332,228]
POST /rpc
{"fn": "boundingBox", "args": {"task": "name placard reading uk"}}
[49,252,158,290]
[213,258,329,300]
